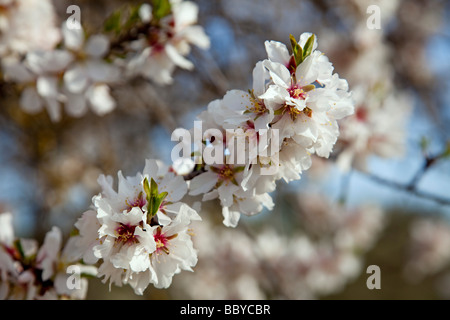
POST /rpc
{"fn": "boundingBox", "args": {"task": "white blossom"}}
[0,0,61,56]
[73,159,201,294]
[126,0,210,85]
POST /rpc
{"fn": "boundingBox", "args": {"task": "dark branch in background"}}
[362,149,450,206]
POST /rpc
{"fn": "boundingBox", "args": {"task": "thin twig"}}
[363,171,450,206]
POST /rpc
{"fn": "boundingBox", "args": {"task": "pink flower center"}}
[126,192,146,212]
[217,165,235,181]
[356,107,368,122]
[288,84,307,100]
[154,227,177,255]
[115,224,138,245]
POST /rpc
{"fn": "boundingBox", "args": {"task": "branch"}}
[363,171,450,206]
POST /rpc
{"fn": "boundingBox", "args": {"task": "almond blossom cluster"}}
[69,159,201,295]
[0,212,96,299]
[0,0,209,121]
[184,33,354,227]
[62,33,355,295]
[0,1,360,298]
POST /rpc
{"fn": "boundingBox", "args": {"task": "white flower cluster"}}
[186,33,354,227]
[0,212,96,299]
[0,0,209,121]
[126,0,210,85]
[70,159,201,295]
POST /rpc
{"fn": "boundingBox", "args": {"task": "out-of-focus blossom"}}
[0,0,61,56]
[61,23,120,117]
[0,212,95,300]
[175,197,384,299]
[126,0,210,85]
[335,84,412,172]
[404,218,450,282]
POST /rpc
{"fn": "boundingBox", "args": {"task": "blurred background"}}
[1,0,450,299]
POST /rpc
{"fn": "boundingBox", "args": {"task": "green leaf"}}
[143,177,151,199]
[233,166,245,173]
[14,239,25,259]
[104,10,122,33]
[152,0,172,21]
[289,34,303,67]
[153,192,168,214]
[124,5,142,29]
[144,177,169,218]
[302,34,315,60]
[150,178,159,197]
